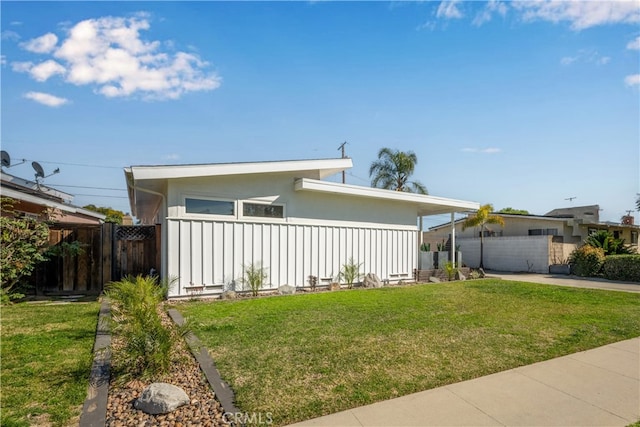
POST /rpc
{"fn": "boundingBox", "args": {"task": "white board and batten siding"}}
[164,174,418,297]
[167,218,417,297]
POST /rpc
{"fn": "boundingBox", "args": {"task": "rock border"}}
[79,302,238,426]
[79,300,111,427]
[167,308,239,414]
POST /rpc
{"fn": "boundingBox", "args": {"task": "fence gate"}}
[112,225,160,281]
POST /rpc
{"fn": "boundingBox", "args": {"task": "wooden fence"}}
[30,223,160,295]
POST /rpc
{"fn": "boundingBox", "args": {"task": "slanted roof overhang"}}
[125,158,354,223]
[294,178,480,216]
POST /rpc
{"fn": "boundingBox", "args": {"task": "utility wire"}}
[73,194,128,199]
[32,160,123,169]
[47,184,127,191]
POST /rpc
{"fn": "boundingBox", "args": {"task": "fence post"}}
[102,223,112,285]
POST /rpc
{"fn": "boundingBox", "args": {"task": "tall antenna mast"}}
[565,196,577,204]
[338,141,347,184]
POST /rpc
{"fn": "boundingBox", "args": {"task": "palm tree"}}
[462,204,504,269]
[369,148,427,194]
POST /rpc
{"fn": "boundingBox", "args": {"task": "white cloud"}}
[1,30,21,41]
[23,91,69,107]
[29,60,66,82]
[627,36,640,50]
[11,61,33,73]
[20,33,58,53]
[512,1,640,30]
[13,15,221,101]
[437,1,463,19]
[0,56,6,66]
[560,49,610,66]
[624,74,640,87]
[473,0,508,26]
[461,147,502,154]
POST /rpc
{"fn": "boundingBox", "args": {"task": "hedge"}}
[569,245,605,277]
[602,255,640,282]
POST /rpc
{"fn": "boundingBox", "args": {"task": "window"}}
[613,230,621,239]
[243,202,284,218]
[528,228,558,236]
[631,231,638,245]
[185,198,234,216]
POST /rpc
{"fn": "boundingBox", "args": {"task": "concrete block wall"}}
[457,236,551,274]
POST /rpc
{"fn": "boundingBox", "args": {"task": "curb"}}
[168,308,240,414]
[79,300,111,427]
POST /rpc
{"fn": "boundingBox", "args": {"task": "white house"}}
[125,158,479,298]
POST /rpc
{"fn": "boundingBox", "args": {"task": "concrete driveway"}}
[489,271,640,293]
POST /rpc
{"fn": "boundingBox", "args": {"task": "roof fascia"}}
[294,178,479,213]
[128,158,353,181]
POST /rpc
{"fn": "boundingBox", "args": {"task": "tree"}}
[83,204,125,224]
[498,207,530,215]
[369,148,427,194]
[0,198,50,301]
[462,204,505,269]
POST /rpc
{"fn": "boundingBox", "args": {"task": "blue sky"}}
[1,1,638,226]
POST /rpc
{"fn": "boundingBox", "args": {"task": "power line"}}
[32,160,123,169]
[73,194,128,199]
[47,184,127,191]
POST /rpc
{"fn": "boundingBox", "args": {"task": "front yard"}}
[1,301,100,427]
[178,279,640,426]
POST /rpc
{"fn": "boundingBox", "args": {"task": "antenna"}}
[565,196,577,203]
[338,141,347,184]
[31,161,60,186]
[0,151,27,169]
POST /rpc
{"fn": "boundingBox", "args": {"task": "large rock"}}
[455,271,466,281]
[221,290,237,300]
[278,284,296,295]
[362,273,383,288]
[134,383,189,415]
[429,276,441,283]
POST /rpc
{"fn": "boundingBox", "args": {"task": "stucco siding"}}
[166,218,416,297]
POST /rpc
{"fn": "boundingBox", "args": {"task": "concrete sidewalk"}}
[290,338,640,426]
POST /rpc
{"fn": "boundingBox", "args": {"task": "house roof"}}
[125,158,354,221]
[1,172,106,222]
[428,211,639,231]
[125,157,480,222]
[295,178,479,216]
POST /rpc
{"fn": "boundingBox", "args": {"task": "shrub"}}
[307,275,318,291]
[569,245,605,277]
[444,262,457,281]
[585,230,633,255]
[602,255,640,282]
[242,263,268,296]
[340,257,362,289]
[0,198,50,302]
[105,275,184,381]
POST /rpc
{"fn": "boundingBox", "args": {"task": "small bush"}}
[340,257,362,289]
[242,263,268,296]
[105,275,184,381]
[569,245,605,277]
[602,255,640,282]
[444,262,457,281]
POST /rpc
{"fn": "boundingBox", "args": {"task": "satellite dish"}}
[32,161,45,179]
[1,151,10,168]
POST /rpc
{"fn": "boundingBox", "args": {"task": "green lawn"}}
[178,280,640,426]
[1,301,100,427]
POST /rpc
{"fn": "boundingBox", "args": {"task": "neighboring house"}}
[1,171,105,224]
[424,205,639,273]
[125,158,479,298]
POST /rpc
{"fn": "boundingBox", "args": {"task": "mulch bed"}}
[105,308,228,426]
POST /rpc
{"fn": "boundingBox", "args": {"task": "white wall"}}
[457,236,552,274]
